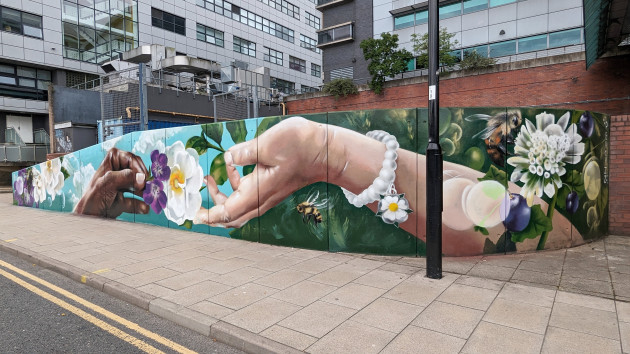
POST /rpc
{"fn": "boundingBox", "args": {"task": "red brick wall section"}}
[287,55,630,116]
[610,115,630,235]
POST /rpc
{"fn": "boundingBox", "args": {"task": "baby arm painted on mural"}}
[193,117,574,256]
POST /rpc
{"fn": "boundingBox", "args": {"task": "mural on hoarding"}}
[12,108,609,256]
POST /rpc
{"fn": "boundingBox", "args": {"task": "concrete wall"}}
[52,86,102,125]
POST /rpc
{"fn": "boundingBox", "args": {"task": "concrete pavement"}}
[0,192,628,353]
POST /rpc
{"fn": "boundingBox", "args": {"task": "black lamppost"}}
[426,0,443,279]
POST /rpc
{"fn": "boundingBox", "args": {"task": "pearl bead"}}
[379,168,395,182]
[367,186,380,201]
[386,140,399,151]
[373,177,389,193]
[382,159,397,170]
[384,150,397,161]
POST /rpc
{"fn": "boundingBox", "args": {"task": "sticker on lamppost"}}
[429,85,436,100]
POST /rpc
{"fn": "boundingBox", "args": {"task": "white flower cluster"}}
[509,112,584,206]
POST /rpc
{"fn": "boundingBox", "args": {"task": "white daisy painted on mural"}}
[40,159,64,201]
[508,111,584,206]
[377,194,412,227]
[163,141,204,226]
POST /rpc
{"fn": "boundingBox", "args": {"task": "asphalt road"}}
[0,250,245,354]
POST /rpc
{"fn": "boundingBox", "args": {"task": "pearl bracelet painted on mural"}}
[341,130,400,207]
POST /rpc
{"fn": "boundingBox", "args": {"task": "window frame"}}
[0,6,43,39]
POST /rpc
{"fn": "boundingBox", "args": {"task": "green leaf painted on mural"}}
[210,153,228,185]
[510,204,553,243]
[186,136,209,156]
[60,166,70,180]
[227,120,248,144]
[256,117,282,137]
[556,186,570,210]
[566,170,585,196]
[477,165,507,185]
[597,187,608,217]
[483,238,496,254]
[243,164,255,176]
[199,186,206,192]
[180,220,193,229]
[202,123,223,146]
[474,225,489,235]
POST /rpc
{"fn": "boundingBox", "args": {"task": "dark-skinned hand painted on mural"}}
[12,108,609,257]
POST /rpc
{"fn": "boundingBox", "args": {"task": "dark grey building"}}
[316,1,373,84]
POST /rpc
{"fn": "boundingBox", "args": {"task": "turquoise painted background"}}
[12,108,609,256]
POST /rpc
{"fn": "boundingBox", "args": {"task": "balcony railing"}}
[317,22,354,48]
[0,144,48,162]
[316,0,352,10]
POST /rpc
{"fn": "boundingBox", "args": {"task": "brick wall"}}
[610,115,630,235]
[287,54,630,116]
[287,53,630,235]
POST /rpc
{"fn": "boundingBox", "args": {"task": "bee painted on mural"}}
[296,190,328,226]
[465,111,522,167]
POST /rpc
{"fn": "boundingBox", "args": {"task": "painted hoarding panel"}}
[11,107,610,257]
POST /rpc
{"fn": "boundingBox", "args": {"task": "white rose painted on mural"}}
[32,168,46,204]
[163,141,203,225]
[40,159,64,201]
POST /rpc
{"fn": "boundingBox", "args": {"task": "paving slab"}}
[381,325,466,354]
[462,321,543,354]
[549,302,620,340]
[351,297,424,333]
[541,326,622,354]
[306,320,396,354]
[412,301,484,339]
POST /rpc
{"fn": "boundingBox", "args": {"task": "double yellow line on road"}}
[0,259,196,354]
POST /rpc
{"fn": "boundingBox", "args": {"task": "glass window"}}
[415,11,428,25]
[264,47,283,65]
[300,34,320,53]
[0,64,15,74]
[1,7,22,35]
[17,67,36,78]
[311,63,321,77]
[305,11,320,29]
[405,58,415,72]
[151,7,185,35]
[518,34,547,53]
[19,78,36,87]
[0,76,16,85]
[21,13,42,38]
[463,0,488,14]
[440,2,461,19]
[489,40,516,57]
[289,56,306,73]
[490,0,516,7]
[196,23,224,47]
[549,28,582,48]
[464,45,489,57]
[394,13,414,30]
[271,77,294,94]
[62,1,79,24]
[37,70,51,81]
[233,36,256,57]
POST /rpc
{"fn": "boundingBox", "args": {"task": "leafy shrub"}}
[322,78,359,99]
[459,50,497,71]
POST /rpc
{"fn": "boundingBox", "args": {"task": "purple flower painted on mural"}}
[13,168,37,207]
[150,150,170,182]
[143,180,167,214]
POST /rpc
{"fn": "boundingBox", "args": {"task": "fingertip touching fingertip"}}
[224,151,233,166]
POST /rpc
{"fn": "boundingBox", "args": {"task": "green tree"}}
[411,27,459,70]
[459,50,497,70]
[360,33,414,95]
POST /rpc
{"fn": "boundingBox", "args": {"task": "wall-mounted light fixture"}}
[499,30,506,35]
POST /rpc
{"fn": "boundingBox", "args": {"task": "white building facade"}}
[377,0,585,67]
[0,0,323,148]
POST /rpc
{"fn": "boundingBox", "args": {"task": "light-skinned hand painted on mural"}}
[190,117,575,256]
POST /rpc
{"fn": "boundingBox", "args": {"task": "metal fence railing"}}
[0,144,48,162]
